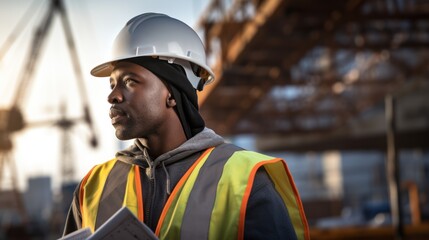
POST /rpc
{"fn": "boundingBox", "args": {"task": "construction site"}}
[1,0,429,239]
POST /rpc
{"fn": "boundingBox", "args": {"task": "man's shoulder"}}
[83,158,129,177]
[98,158,121,167]
[213,142,243,152]
[215,143,276,159]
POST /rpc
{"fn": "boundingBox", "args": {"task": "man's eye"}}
[124,78,136,85]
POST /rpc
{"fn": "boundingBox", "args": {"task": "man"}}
[63,13,309,240]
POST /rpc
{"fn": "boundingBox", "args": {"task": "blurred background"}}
[0,0,428,239]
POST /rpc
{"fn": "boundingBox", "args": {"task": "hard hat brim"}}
[90,61,114,77]
[90,55,215,86]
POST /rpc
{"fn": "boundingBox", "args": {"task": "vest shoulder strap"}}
[180,143,241,239]
[96,160,132,229]
[80,159,134,231]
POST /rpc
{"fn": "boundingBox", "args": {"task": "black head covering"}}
[124,57,205,139]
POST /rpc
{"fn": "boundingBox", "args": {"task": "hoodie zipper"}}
[145,164,156,229]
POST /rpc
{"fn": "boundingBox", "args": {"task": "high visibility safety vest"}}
[79,144,309,240]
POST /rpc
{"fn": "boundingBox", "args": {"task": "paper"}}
[61,207,158,240]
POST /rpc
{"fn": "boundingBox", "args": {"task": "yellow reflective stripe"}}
[81,159,117,232]
[123,165,140,219]
[209,150,268,240]
[264,160,309,240]
[157,148,214,240]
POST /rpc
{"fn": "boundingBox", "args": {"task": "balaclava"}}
[125,57,205,139]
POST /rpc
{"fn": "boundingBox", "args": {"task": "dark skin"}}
[107,61,187,159]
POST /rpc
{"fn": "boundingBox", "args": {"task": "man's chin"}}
[114,130,133,141]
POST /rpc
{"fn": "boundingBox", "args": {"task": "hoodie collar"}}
[115,128,224,168]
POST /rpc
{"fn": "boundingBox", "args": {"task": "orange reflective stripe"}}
[237,160,268,240]
[134,165,144,222]
[155,147,214,236]
[280,160,310,240]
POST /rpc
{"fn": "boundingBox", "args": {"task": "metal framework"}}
[198,0,429,151]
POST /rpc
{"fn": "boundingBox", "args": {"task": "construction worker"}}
[63,13,309,240]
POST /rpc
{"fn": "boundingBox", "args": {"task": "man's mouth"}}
[109,107,127,124]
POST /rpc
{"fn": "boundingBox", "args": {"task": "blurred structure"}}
[24,177,53,237]
[0,0,97,238]
[198,0,428,145]
[197,0,429,239]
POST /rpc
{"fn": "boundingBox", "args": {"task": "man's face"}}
[108,61,171,140]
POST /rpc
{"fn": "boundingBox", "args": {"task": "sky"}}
[0,0,210,191]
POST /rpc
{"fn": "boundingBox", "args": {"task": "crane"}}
[0,0,98,226]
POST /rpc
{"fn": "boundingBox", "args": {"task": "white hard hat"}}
[90,13,215,90]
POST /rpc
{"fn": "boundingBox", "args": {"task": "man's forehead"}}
[109,61,153,79]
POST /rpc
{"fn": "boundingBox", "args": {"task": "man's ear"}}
[166,93,176,107]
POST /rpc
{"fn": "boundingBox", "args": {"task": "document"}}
[60,207,158,240]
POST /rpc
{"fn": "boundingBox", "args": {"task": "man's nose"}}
[107,87,123,104]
